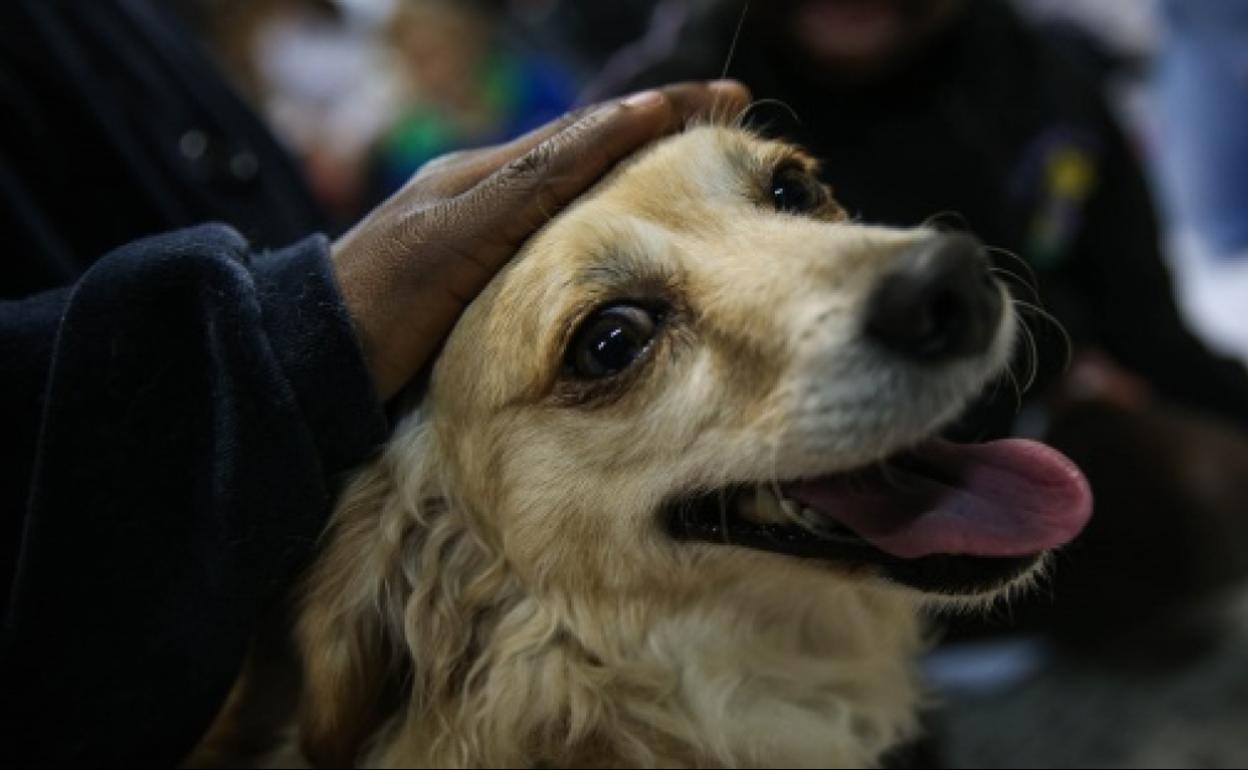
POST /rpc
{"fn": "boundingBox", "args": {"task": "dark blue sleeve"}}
[0,224,388,767]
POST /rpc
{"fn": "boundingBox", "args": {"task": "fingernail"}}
[709,79,745,94]
[622,90,664,109]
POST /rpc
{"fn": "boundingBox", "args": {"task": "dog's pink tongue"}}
[783,439,1092,559]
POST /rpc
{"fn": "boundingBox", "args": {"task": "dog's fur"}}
[235,125,1023,768]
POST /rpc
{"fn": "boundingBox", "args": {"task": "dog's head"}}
[299,126,1091,766]
[425,124,1089,599]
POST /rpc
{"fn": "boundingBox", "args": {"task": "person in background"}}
[371,0,579,199]
[185,0,411,226]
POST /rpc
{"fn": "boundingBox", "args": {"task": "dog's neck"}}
[623,597,925,768]
[366,576,924,768]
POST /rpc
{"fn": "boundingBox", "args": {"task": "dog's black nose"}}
[864,233,1003,363]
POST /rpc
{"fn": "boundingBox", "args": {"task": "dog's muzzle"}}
[864,233,1003,364]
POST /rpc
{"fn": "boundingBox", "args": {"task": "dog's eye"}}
[567,304,660,380]
[770,164,825,215]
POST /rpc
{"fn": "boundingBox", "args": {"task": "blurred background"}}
[164,1,1248,766]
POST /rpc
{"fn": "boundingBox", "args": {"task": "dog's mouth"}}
[666,438,1092,595]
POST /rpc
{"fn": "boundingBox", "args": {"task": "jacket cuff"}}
[251,234,389,474]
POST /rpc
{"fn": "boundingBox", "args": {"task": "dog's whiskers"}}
[735,98,804,132]
[919,210,972,233]
[1010,303,1041,396]
[1011,298,1073,373]
[986,245,1040,298]
[719,0,750,81]
[990,266,1041,305]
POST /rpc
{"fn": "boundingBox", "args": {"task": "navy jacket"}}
[1,1,387,764]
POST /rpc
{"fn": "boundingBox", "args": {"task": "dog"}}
[219,124,1092,768]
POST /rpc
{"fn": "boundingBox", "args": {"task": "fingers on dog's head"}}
[457,81,751,250]
[391,81,754,309]
[413,80,749,202]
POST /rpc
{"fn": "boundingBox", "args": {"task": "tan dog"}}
[270,125,1091,768]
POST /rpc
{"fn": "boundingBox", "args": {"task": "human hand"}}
[332,80,751,400]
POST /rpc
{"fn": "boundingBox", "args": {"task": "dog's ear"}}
[296,464,402,767]
[294,419,522,766]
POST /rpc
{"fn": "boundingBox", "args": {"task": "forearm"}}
[0,224,387,765]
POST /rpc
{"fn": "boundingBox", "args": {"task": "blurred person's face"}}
[759,0,969,81]
[392,1,491,107]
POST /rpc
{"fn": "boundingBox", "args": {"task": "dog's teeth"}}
[799,506,827,532]
[744,489,797,524]
[799,507,855,539]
